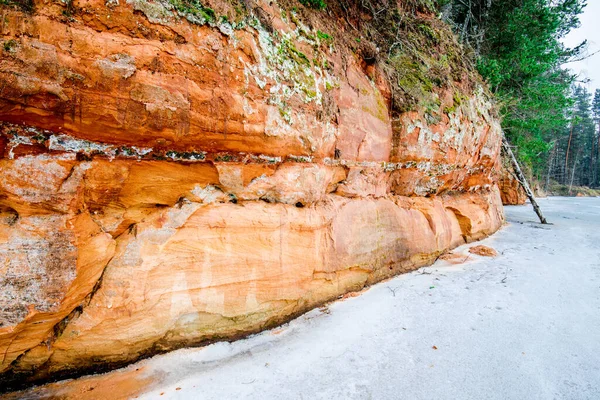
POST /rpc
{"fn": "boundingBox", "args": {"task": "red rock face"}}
[499,164,527,205]
[0,0,504,387]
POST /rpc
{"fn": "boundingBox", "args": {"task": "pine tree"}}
[440,0,587,183]
[592,89,600,186]
[553,85,596,189]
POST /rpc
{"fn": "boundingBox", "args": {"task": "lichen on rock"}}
[0,0,505,390]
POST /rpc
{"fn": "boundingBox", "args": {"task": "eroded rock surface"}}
[1,0,504,388]
[499,164,527,205]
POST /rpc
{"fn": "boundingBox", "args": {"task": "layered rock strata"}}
[0,0,504,387]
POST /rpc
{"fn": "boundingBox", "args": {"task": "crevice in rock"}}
[419,209,437,235]
[0,205,18,226]
[5,302,84,376]
[0,238,118,391]
[446,206,472,243]
[57,163,78,192]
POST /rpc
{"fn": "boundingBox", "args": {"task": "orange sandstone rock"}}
[468,245,499,257]
[438,252,470,265]
[499,164,527,205]
[0,0,504,388]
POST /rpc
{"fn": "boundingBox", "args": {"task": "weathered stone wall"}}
[0,0,504,387]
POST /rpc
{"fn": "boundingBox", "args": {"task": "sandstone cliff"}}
[0,0,504,388]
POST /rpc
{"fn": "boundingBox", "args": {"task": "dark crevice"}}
[57,164,78,192]
[0,205,18,226]
[446,206,472,243]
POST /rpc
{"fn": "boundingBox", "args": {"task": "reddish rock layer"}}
[499,164,527,205]
[0,156,504,383]
[0,0,504,387]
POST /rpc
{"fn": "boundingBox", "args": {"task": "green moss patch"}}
[168,0,215,23]
[299,0,326,10]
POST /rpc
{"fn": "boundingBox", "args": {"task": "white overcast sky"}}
[562,0,600,94]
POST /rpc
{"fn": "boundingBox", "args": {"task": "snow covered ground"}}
[7,197,600,400]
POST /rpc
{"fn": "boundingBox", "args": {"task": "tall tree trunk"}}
[591,135,596,187]
[597,125,600,187]
[565,123,574,184]
[569,151,580,196]
[545,142,556,192]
